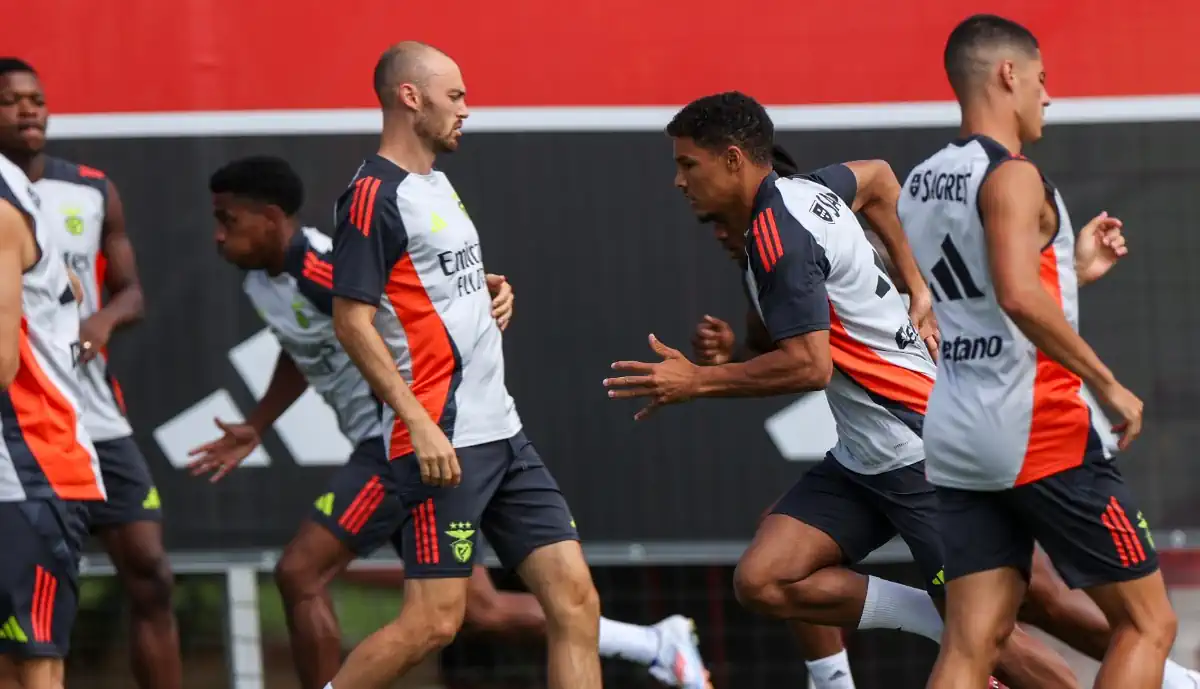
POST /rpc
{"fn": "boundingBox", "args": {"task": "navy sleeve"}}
[331,177,407,306]
[747,206,831,342]
[289,241,336,316]
[802,164,857,207]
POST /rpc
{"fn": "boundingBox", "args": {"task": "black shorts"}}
[310,436,406,557]
[0,500,84,658]
[395,431,577,579]
[85,436,160,530]
[771,454,945,595]
[936,456,1158,589]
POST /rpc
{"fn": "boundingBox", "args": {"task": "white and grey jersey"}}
[243,227,382,445]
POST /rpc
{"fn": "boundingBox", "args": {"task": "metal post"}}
[224,566,265,689]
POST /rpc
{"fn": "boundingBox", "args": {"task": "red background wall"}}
[6,1,1198,113]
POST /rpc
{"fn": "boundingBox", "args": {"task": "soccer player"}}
[699,143,1200,689]
[895,15,1176,689]
[188,155,708,689]
[0,149,107,688]
[0,58,181,689]
[605,91,1081,689]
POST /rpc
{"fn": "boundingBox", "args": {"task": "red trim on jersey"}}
[827,306,932,415]
[7,319,102,501]
[7,1,1199,112]
[349,178,382,237]
[302,251,334,289]
[1013,246,1090,486]
[76,164,105,179]
[383,255,457,458]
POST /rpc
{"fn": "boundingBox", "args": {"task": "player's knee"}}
[1121,604,1178,653]
[733,560,781,613]
[123,550,174,614]
[1020,569,1070,626]
[273,551,320,603]
[544,572,600,634]
[397,583,469,651]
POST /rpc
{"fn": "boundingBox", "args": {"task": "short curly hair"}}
[666,91,774,165]
[209,156,304,216]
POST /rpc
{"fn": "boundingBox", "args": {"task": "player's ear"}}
[999,59,1018,93]
[724,146,742,173]
[397,83,421,111]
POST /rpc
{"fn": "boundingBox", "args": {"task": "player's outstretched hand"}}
[411,420,461,487]
[487,274,513,331]
[1097,379,1144,451]
[186,418,262,483]
[605,334,700,421]
[1075,211,1127,285]
[692,315,735,365]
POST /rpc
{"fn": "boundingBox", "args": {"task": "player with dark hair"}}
[897,14,1177,689]
[0,58,181,689]
[189,154,707,689]
[695,144,1200,689]
[607,90,1087,689]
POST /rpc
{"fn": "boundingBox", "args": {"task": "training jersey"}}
[746,167,936,475]
[0,154,104,502]
[33,157,132,442]
[243,227,382,446]
[897,135,1108,491]
[332,155,520,459]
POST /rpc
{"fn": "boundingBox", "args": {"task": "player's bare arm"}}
[79,180,143,363]
[0,200,33,387]
[333,295,461,486]
[841,159,939,356]
[605,328,831,420]
[187,350,308,482]
[982,161,1142,448]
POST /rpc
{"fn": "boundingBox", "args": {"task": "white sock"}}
[1162,659,1198,689]
[806,649,857,688]
[598,616,659,665]
[322,684,333,689]
[857,576,944,643]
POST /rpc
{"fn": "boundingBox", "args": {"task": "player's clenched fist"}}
[692,315,735,365]
[411,420,461,487]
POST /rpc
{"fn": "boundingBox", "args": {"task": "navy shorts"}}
[85,436,160,530]
[310,436,407,557]
[395,431,578,579]
[937,456,1158,589]
[0,500,85,658]
[771,454,945,595]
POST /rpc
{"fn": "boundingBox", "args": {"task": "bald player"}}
[191,154,706,689]
[324,42,641,689]
[896,15,1176,689]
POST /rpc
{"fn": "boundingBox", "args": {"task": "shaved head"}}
[373,41,454,108]
[944,15,1040,99]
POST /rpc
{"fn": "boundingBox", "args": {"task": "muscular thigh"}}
[764,454,895,570]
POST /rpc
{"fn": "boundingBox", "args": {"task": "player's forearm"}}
[90,284,144,331]
[334,316,434,429]
[246,352,308,433]
[695,348,831,397]
[863,209,928,298]
[1000,289,1116,392]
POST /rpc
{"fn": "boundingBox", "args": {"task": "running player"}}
[699,142,1200,689]
[0,58,181,689]
[606,91,1082,689]
[187,154,707,689]
[0,150,106,688]
[897,15,1176,689]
